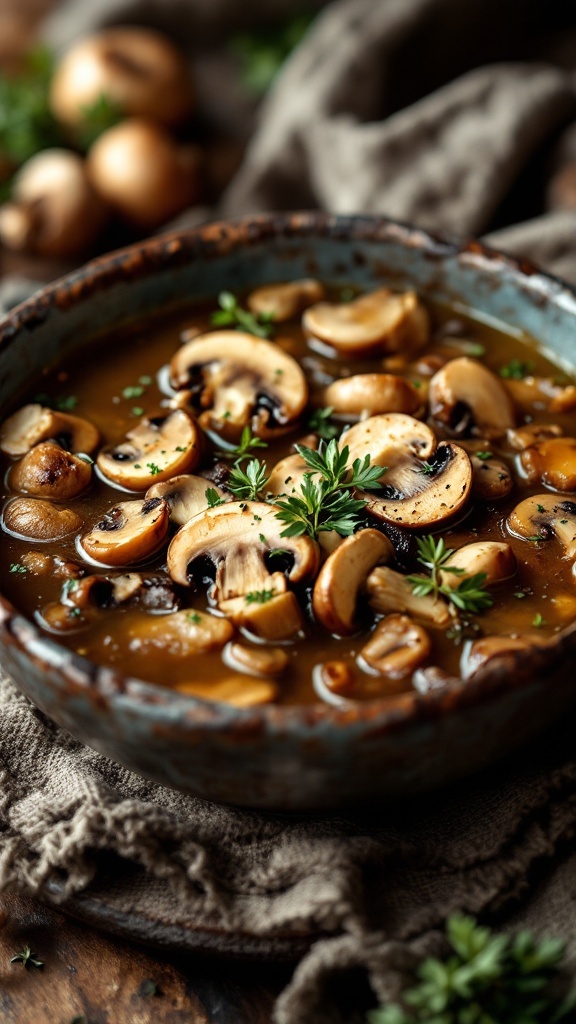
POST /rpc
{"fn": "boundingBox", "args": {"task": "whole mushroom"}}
[88,119,201,230]
[429,358,516,439]
[50,27,195,129]
[303,287,429,356]
[0,150,108,257]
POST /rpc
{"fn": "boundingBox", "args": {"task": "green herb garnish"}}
[9,563,27,574]
[245,589,276,604]
[187,612,202,624]
[274,438,385,539]
[34,392,78,411]
[122,385,145,400]
[73,94,123,150]
[533,612,547,628]
[307,406,340,441]
[217,425,268,463]
[407,535,493,614]
[210,291,274,339]
[146,462,161,476]
[10,944,44,969]
[228,459,269,501]
[0,49,59,176]
[417,461,435,476]
[205,488,225,508]
[499,358,534,380]
[368,914,576,1024]
[230,13,313,95]
[475,451,493,460]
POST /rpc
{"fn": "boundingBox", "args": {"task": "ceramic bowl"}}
[1,213,575,810]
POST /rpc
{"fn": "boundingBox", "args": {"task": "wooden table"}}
[0,893,288,1022]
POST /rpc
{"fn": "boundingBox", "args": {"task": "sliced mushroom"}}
[429,358,516,438]
[507,495,576,562]
[97,409,201,490]
[0,403,100,457]
[224,641,289,677]
[359,614,431,679]
[317,373,423,421]
[439,541,517,589]
[303,287,429,356]
[167,501,319,639]
[518,437,576,492]
[20,551,83,577]
[312,528,393,635]
[315,660,356,698]
[176,676,277,707]
[366,566,451,626]
[503,376,576,414]
[247,279,325,321]
[344,414,472,529]
[169,331,308,440]
[80,496,170,566]
[2,497,82,541]
[459,441,513,501]
[267,451,309,497]
[507,423,563,450]
[146,474,229,525]
[126,609,234,657]
[461,634,548,680]
[10,442,92,499]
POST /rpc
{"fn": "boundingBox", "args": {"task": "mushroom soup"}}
[2,282,576,707]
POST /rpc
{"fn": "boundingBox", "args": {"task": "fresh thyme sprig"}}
[228,459,269,501]
[216,425,268,463]
[211,291,274,339]
[10,944,44,969]
[368,914,576,1024]
[499,358,534,380]
[274,438,386,539]
[407,535,493,615]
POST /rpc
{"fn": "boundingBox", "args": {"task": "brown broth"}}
[1,290,576,706]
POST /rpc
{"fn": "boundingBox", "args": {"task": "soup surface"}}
[1,280,576,707]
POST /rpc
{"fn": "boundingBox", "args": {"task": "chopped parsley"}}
[245,589,276,604]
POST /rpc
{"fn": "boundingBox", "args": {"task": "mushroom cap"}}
[312,528,393,635]
[429,357,516,438]
[146,473,229,525]
[519,436,576,492]
[125,609,233,658]
[97,409,201,490]
[10,442,92,500]
[247,279,325,321]
[81,496,170,566]
[2,497,82,541]
[0,403,100,457]
[50,27,194,128]
[167,501,319,596]
[344,414,472,529]
[169,331,308,440]
[507,494,576,560]
[459,441,513,501]
[439,541,517,589]
[319,373,423,420]
[360,614,431,679]
[507,423,563,450]
[303,288,429,355]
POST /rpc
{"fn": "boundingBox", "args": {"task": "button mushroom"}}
[507,423,563,450]
[247,279,325,321]
[438,541,517,590]
[359,614,431,679]
[302,287,429,356]
[461,634,549,680]
[127,609,234,657]
[80,497,170,566]
[429,358,516,438]
[97,409,201,490]
[146,474,229,525]
[317,373,423,421]
[459,441,513,501]
[223,641,289,678]
[0,403,100,457]
[50,28,195,129]
[169,331,308,441]
[167,501,319,639]
[503,375,576,414]
[312,528,393,635]
[507,495,576,564]
[10,442,93,500]
[2,497,82,541]
[518,437,576,492]
[343,414,472,529]
[176,676,277,708]
[366,566,451,626]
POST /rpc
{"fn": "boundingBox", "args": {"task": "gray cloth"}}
[2,2,576,1021]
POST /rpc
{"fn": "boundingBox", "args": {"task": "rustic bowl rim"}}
[1,210,576,737]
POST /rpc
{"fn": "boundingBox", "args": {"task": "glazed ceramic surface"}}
[1,213,576,810]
